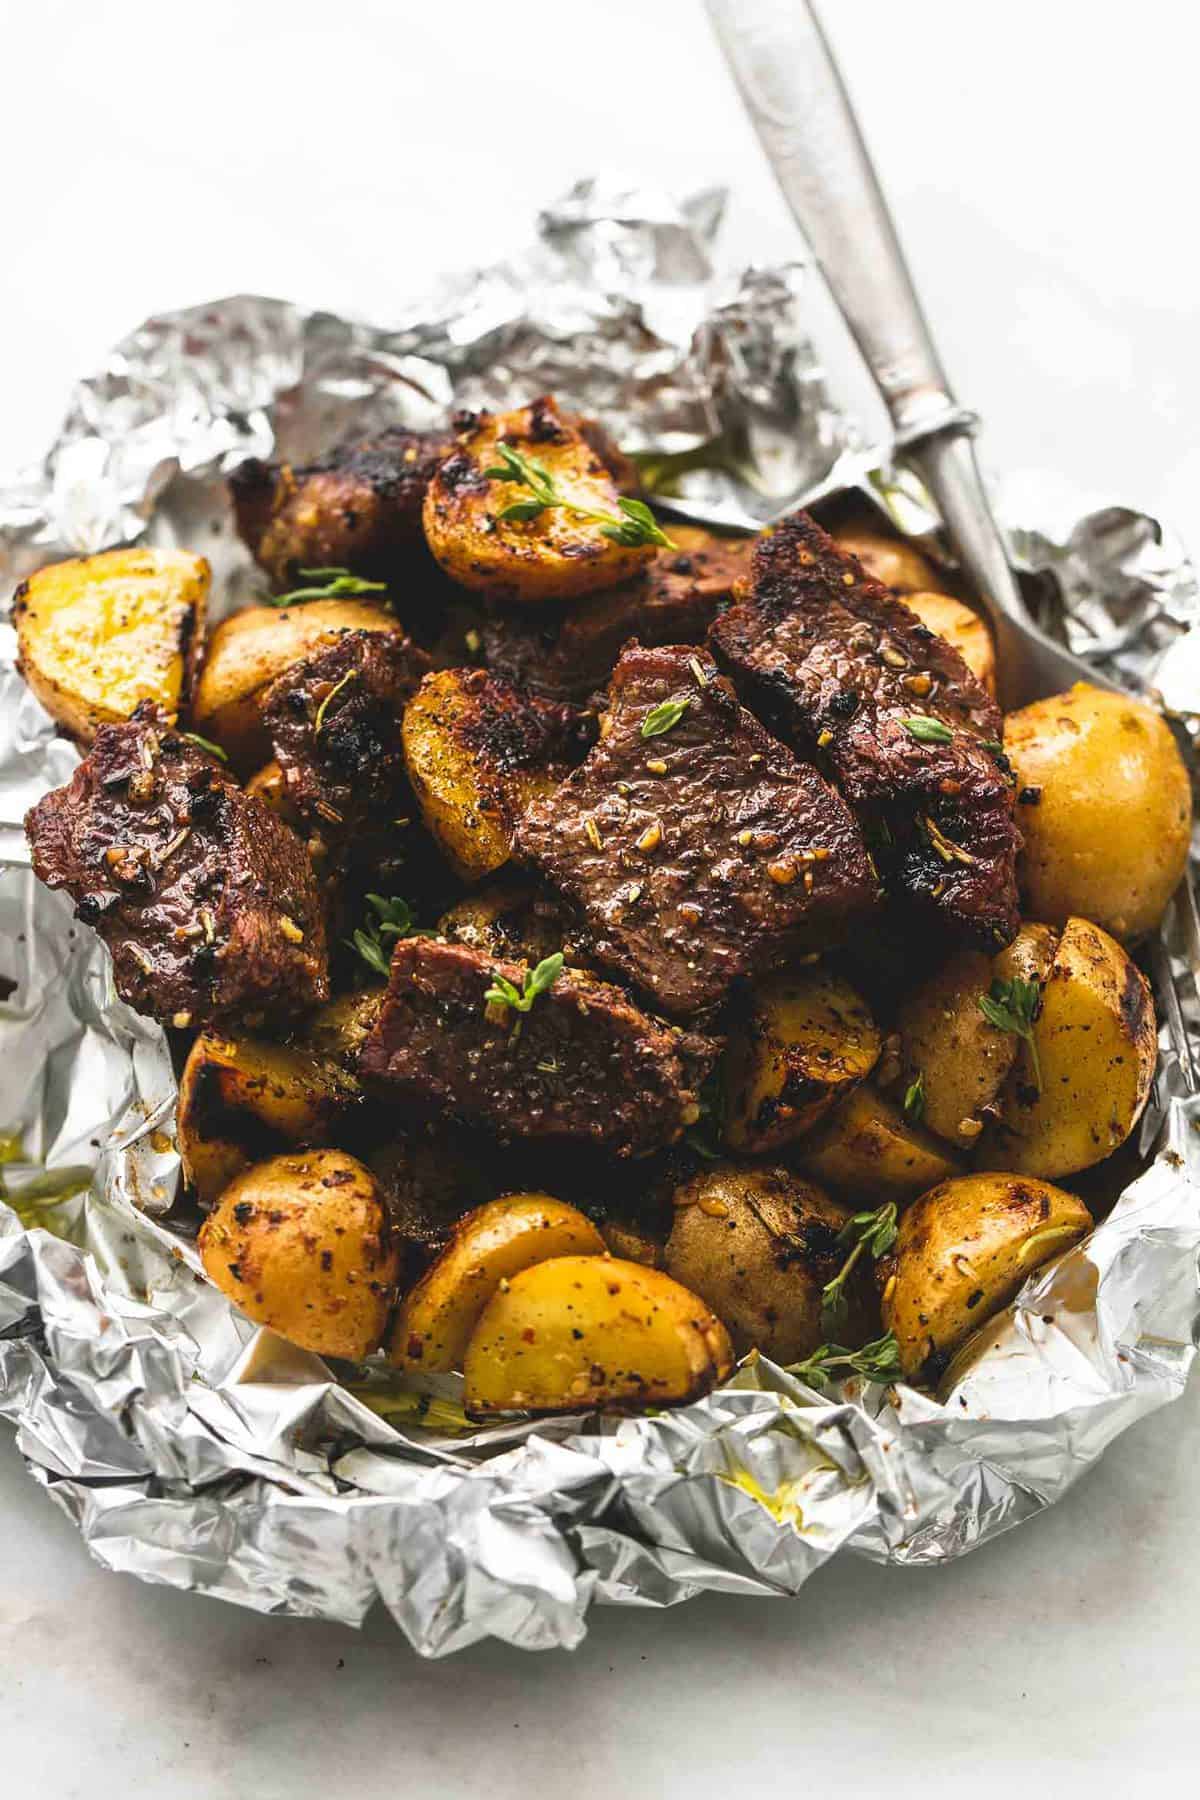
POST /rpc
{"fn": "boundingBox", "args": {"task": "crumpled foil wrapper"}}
[1,180,1198,1655]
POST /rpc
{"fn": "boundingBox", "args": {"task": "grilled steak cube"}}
[360,938,717,1159]
[514,644,880,1019]
[709,511,1020,947]
[229,425,454,589]
[25,706,328,1029]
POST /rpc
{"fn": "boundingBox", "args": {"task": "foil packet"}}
[1,180,1198,1656]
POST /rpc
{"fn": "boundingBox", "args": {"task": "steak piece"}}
[360,938,717,1159]
[514,644,880,1019]
[25,705,328,1029]
[482,526,754,703]
[709,512,1020,947]
[229,425,454,588]
[261,629,430,836]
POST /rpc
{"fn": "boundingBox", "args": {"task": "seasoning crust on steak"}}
[25,705,328,1028]
[515,644,881,1019]
[359,938,717,1159]
[709,511,1020,947]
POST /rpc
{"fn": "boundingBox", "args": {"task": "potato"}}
[301,989,384,1071]
[422,397,656,603]
[14,547,209,742]
[878,1172,1093,1381]
[402,667,569,881]
[796,1082,963,1203]
[192,599,401,769]
[177,1030,357,1204]
[983,916,1156,1178]
[896,923,1058,1150]
[198,1149,399,1359]
[832,527,938,594]
[723,966,880,1153]
[244,759,294,819]
[463,1255,734,1416]
[599,1214,666,1267]
[389,1193,605,1371]
[904,590,996,694]
[1005,683,1192,939]
[437,878,569,967]
[665,1164,871,1362]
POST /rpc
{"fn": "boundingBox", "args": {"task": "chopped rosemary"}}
[483,441,674,550]
[820,1202,898,1336]
[902,716,954,744]
[346,892,420,977]
[641,696,691,739]
[978,975,1043,1092]
[788,1332,902,1390]
[270,566,388,606]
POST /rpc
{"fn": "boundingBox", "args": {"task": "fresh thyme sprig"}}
[484,952,564,1038]
[788,1332,902,1390]
[346,893,420,977]
[270,566,388,606]
[820,1202,898,1335]
[902,716,954,745]
[979,975,1043,1092]
[641,697,691,739]
[483,441,674,550]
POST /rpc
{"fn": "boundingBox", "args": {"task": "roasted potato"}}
[1005,683,1192,939]
[192,599,402,769]
[723,966,880,1153]
[437,878,571,967]
[832,527,938,595]
[904,590,996,694]
[244,759,295,820]
[389,1193,606,1371]
[878,1172,1093,1381]
[463,1254,734,1416]
[402,667,572,880]
[302,989,385,1072]
[896,923,1058,1150]
[422,397,656,603]
[796,1082,963,1203]
[198,1149,399,1359]
[665,1164,872,1362]
[14,547,209,742]
[982,916,1156,1178]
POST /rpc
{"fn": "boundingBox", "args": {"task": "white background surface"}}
[2,1,1197,1793]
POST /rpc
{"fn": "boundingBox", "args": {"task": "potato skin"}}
[832,528,937,595]
[723,966,880,1153]
[463,1254,734,1416]
[192,599,402,769]
[389,1193,606,1371]
[14,548,209,741]
[198,1149,399,1359]
[1005,683,1192,939]
[796,1082,962,1203]
[904,591,995,695]
[423,397,655,603]
[984,916,1156,1178]
[878,1173,1093,1381]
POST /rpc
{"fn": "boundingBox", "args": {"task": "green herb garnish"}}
[641,697,691,739]
[788,1332,902,1390]
[270,566,388,606]
[177,731,228,762]
[313,667,356,735]
[978,975,1043,1093]
[903,1070,925,1125]
[902,716,954,745]
[483,441,674,550]
[346,892,420,977]
[820,1202,898,1336]
[484,952,564,1038]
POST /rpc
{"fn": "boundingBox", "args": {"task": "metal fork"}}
[704,0,1120,710]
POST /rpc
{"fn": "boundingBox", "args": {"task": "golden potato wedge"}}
[198,1149,399,1359]
[1005,683,1192,939]
[437,878,570,967]
[832,527,938,594]
[192,599,402,769]
[904,590,996,694]
[301,989,385,1072]
[402,667,571,881]
[389,1193,605,1371]
[14,547,209,741]
[796,1082,963,1203]
[896,923,1059,1150]
[878,1172,1093,1381]
[178,1030,358,1205]
[463,1254,734,1416]
[422,397,657,603]
[665,1164,872,1362]
[983,916,1156,1178]
[723,966,880,1153]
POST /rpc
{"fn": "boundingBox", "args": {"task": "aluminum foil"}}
[1,181,1198,1656]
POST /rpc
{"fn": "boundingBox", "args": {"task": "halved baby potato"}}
[389,1193,605,1371]
[422,397,656,603]
[832,527,938,595]
[14,547,209,741]
[463,1254,734,1417]
[198,1148,399,1359]
[878,1172,1093,1381]
[904,590,996,695]
[722,966,880,1153]
[796,1082,963,1204]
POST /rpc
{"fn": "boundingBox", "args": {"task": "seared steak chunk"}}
[25,706,328,1029]
[709,512,1019,946]
[360,938,717,1159]
[515,644,880,1019]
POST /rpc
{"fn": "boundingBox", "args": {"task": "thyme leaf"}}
[641,696,691,739]
[788,1332,902,1390]
[820,1202,899,1335]
[902,716,954,744]
[903,1070,926,1125]
[345,892,420,977]
[177,731,228,763]
[979,975,1043,1092]
[270,566,388,606]
[484,440,674,549]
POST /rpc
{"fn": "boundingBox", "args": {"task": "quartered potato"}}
[463,1254,734,1416]
[192,599,402,769]
[832,527,938,595]
[796,1082,963,1203]
[389,1193,606,1371]
[198,1149,399,1359]
[722,966,880,1153]
[402,667,571,881]
[422,397,657,603]
[904,591,996,694]
[437,878,570,967]
[14,547,209,741]
[879,1172,1093,1381]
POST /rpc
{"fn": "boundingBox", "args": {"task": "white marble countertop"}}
[3,2,1198,1792]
